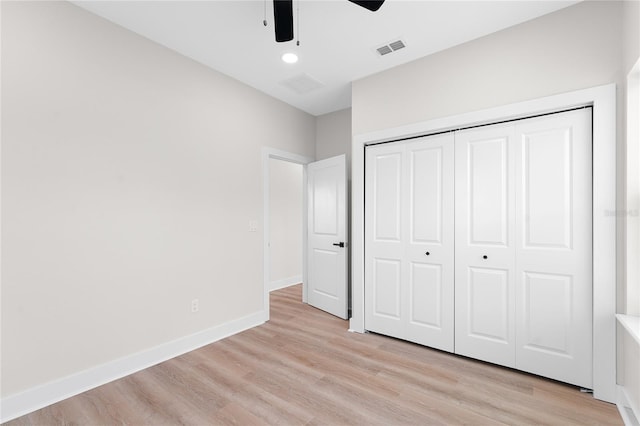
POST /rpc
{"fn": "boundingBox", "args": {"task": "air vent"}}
[376,45,393,56]
[389,40,405,51]
[375,39,406,57]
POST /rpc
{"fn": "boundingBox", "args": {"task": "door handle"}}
[333,242,345,248]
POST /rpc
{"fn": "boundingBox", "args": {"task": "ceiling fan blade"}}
[347,0,385,12]
[273,0,294,42]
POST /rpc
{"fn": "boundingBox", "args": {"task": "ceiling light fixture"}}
[282,52,298,64]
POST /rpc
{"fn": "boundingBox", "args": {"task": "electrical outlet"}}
[191,299,199,313]
[248,220,258,232]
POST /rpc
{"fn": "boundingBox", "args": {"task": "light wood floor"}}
[7,284,622,425]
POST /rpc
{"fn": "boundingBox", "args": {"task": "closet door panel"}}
[365,144,405,337]
[372,258,402,319]
[467,267,511,343]
[521,272,573,351]
[515,109,592,388]
[521,130,572,249]
[468,138,510,246]
[455,125,516,367]
[404,134,454,351]
[409,145,444,244]
[373,152,403,242]
[409,262,442,326]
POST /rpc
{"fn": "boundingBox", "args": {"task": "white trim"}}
[617,314,640,346]
[626,57,640,315]
[616,314,640,426]
[351,84,617,402]
[0,311,264,423]
[591,84,617,403]
[618,385,640,426]
[262,148,314,321]
[269,275,303,292]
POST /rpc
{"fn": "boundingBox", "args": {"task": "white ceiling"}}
[73,1,578,116]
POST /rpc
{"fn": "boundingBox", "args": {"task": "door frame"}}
[262,148,314,322]
[351,84,617,402]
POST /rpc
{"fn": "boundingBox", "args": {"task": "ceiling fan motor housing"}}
[273,0,294,42]
[272,0,385,43]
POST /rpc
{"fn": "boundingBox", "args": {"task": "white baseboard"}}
[0,310,265,423]
[269,275,302,292]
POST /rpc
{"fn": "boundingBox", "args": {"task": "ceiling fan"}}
[273,0,385,42]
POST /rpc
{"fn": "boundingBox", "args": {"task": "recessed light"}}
[282,52,298,64]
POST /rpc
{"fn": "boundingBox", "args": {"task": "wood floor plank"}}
[6,284,622,425]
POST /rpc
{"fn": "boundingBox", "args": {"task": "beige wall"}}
[352,1,623,135]
[315,108,352,162]
[0,1,315,397]
[623,0,640,316]
[623,0,640,76]
[269,159,302,287]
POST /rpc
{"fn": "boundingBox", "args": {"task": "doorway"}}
[262,149,349,321]
[268,158,303,292]
[262,148,313,321]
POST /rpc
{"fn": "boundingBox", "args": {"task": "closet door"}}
[365,134,454,351]
[514,109,592,388]
[404,135,454,351]
[455,124,517,367]
[365,143,405,339]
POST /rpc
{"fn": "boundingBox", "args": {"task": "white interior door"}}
[365,134,454,352]
[514,109,592,388]
[455,124,517,368]
[307,155,348,319]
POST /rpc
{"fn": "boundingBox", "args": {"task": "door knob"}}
[483,255,488,259]
[333,242,345,248]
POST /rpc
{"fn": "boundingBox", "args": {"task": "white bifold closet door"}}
[365,133,454,352]
[455,108,593,388]
[514,110,592,388]
[454,123,518,367]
